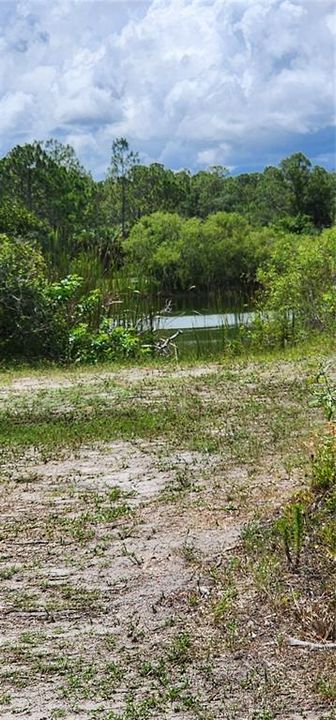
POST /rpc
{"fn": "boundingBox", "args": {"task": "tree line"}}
[0,138,335,264]
[0,138,335,361]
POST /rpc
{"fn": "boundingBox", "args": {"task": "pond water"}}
[112,290,255,358]
[154,310,253,331]
[150,293,254,357]
[152,312,253,358]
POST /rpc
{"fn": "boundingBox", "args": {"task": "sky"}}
[0,0,335,177]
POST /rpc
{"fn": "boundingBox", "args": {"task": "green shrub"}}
[312,437,336,494]
[69,321,141,363]
[0,234,143,363]
[251,228,336,348]
[0,234,51,358]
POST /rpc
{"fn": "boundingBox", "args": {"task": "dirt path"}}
[0,362,220,394]
[0,356,312,394]
[0,359,334,719]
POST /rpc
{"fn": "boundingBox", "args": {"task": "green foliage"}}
[123,210,275,291]
[69,322,141,364]
[106,137,139,237]
[0,234,50,357]
[1,137,335,362]
[47,274,83,303]
[313,364,336,423]
[251,228,336,348]
[0,235,143,363]
[0,141,94,247]
[0,200,47,241]
[123,212,183,289]
[312,438,336,494]
[311,366,336,494]
[278,503,305,569]
[280,152,312,216]
[197,211,264,287]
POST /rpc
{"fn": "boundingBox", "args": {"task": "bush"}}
[0,234,143,363]
[0,201,47,241]
[251,228,336,348]
[123,210,277,291]
[0,234,51,357]
[69,321,141,363]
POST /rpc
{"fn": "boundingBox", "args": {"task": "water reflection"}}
[154,311,253,331]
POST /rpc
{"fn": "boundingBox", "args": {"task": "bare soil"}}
[0,361,334,720]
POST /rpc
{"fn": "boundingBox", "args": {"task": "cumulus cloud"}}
[0,0,334,174]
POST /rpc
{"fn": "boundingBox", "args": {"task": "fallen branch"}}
[155,330,182,355]
[286,635,336,650]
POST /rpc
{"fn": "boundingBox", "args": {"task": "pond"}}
[150,292,254,358]
[154,310,253,330]
[152,310,253,358]
[111,290,255,358]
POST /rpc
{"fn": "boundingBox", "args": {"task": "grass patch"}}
[0,565,21,580]
[0,366,314,474]
[240,371,336,644]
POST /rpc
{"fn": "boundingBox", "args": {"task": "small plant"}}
[0,565,21,580]
[311,437,336,493]
[278,502,305,569]
[213,586,237,623]
[313,364,336,423]
[69,320,142,363]
[167,632,191,664]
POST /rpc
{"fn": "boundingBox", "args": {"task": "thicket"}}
[246,228,336,350]
[0,138,335,361]
[0,235,144,362]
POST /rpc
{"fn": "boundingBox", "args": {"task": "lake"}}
[111,291,254,358]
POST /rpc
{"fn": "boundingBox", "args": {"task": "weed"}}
[253,555,281,595]
[45,585,103,613]
[6,590,39,610]
[316,676,336,701]
[312,436,336,492]
[167,632,191,665]
[213,586,237,623]
[60,657,124,702]
[122,543,143,566]
[102,633,117,651]
[278,502,305,569]
[180,542,200,565]
[313,364,336,422]
[241,520,266,554]
[0,565,21,580]
[19,631,47,645]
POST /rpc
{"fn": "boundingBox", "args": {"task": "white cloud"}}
[0,90,34,133]
[0,0,334,174]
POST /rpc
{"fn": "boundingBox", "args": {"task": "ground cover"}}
[0,353,335,719]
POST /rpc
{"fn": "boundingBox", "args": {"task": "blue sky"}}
[0,0,335,177]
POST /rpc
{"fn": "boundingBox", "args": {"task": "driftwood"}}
[286,635,336,650]
[142,330,182,358]
[154,330,181,355]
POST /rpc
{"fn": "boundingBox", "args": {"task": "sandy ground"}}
[0,362,334,720]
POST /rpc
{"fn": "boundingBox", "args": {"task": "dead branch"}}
[286,635,336,650]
